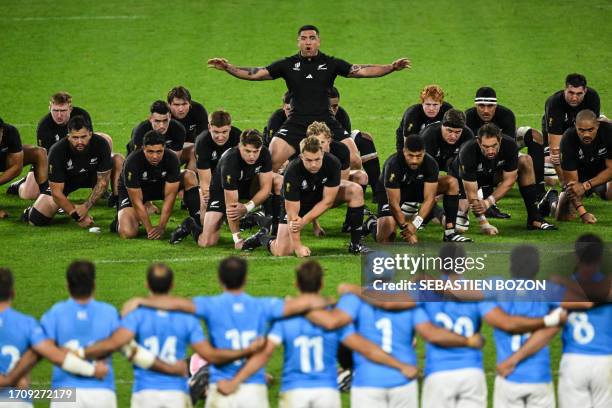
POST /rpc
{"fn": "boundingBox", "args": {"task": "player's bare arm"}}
[343,333,418,379]
[347,58,411,78]
[217,339,277,396]
[300,185,339,225]
[416,322,485,348]
[154,181,180,239]
[127,187,154,233]
[121,295,197,316]
[207,58,273,81]
[496,327,560,377]
[0,151,23,185]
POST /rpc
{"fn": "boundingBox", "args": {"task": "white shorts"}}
[494,376,554,408]
[131,390,192,408]
[351,380,417,408]
[205,383,268,408]
[422,368,487,408]
[558,353,612,408]
[49,388,117,408]
[279,387,340,408]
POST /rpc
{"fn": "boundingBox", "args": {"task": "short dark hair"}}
[404,133,424,151]
[576,109,597,123]
[66,260,95,298]
[575,233,604,264]
[0,268,14,301]
[143,130,165,146]
[240,129,263,148]
[565,73,587,88]
[296,260,323,293]
[477,123,501,140]
[218,256,247,289]
[510,245,540,279]
[147,263,173,294]
[442,109,466,129]
[167,86,192,103]
[282,91,292,104]
[67,115,92,132]
[150,100,171,115]
[297,25,319,35]
[209,110,232,127]
[328,87,340,99]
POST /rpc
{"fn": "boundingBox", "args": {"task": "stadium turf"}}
[0,0,610,406]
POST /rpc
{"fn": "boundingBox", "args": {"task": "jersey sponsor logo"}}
[285,182,291,192]
[578,149,584,160]
[317,64,327,70]
[210,200,220,208]
[142,171,148,180]
[293,62,301,71]
[388,173,396,182]
[255,165,262,173]
[90,157,98,164]
[77,310,87,320]
[66,159,73,170]
[598,147,607,155]
[0,147,7,153]
[301,180,308,190]
[497,160,505,167]
[121,198,130,206]
[55,134,60,141]
[226,175,232,184]
[477,163,483,172]
[189,124,196,131]
[306,74,313,79]
[239,170,244,180]
[79,168,86,173]
[232,303,244,313]
[416,174,424,179]
[321,177,328,183]
[382,204,390,211]
[278,129,288,135]
[211,151,218,160]
[156,310,168,317]
[165,140,172,146]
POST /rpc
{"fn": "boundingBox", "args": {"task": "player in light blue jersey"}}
[83,263,263,408]
[418,244,566,408]
[557,235,611,408]
[302,280,486,408]
[0,268,108,408]
[215,260,420,408]
[121,256,330,408]
[38,261,123,408]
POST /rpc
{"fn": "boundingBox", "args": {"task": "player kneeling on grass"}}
[81,263,265,408]
[215,260,419,408]
[0,267,109,406]
[114,130,200,240]
[23,115,123,229]
[242,135,369,256]
[375,133,472,243]
[451,123,556,235]
[0,116,49,219]
[170,129,276,249]
[555,109,611,224]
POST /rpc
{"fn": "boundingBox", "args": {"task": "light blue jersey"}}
[494,301,558,383]
[269,314,354,391]
[121,308,205,393]
[41,298,119,390]
[337,294,428,388]
[193,292,284,384]
[0,307,47,403]
[421,296,495,376]
[562,272,612,355]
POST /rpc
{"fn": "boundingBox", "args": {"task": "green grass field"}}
[0,0,610,406]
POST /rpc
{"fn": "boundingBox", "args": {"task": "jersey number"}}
[294,336,324,373]
[375,318,393,353]
[435,313,475,337]
[1,346,21,372]
[225,330,257,366]
[510,333,532,352]
[143,336,178,363]
[569,312,595,345]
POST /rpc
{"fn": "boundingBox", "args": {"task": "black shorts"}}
[275,115,349,153]
[376,187,424,218]
[279,200,318,223]
[117,188,165,210]
[43,176,96,196]
[207,178,259,213]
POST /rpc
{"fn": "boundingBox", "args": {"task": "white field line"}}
[12,113,543,128]
[6,15,146,22]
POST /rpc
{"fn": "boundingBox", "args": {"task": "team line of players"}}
[1,234,610,407]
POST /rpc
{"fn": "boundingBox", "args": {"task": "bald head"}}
[576,109,597,123]
[147,263,173,294]
[575,109,600,144]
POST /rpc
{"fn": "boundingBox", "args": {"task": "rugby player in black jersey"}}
[167,86,209,170]
[543,74,601,185]
[242,135,369,256]
[556,110,611,224]
[23,116,122,228]
[207,24,409,172]
[0,117,48,217]
[451,123,556,235]
[395,84,453,153]
[128,100,186,157]
[375,134,471,243]
[115,131,199,239]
